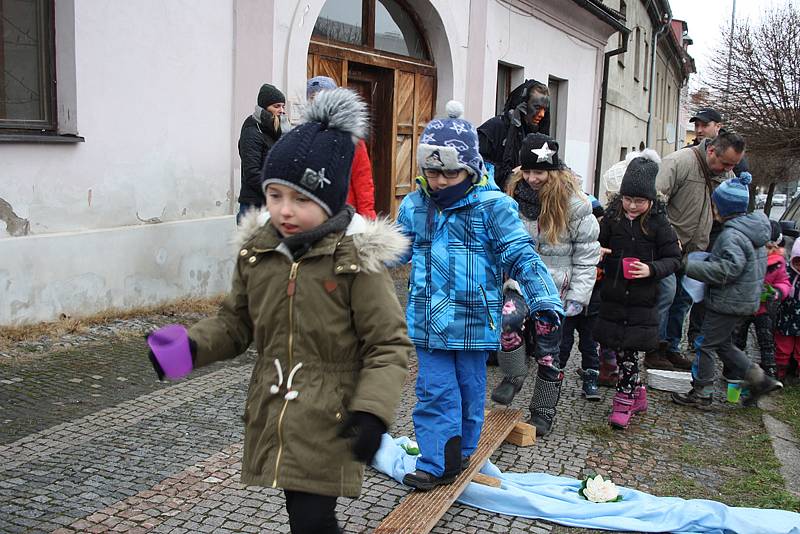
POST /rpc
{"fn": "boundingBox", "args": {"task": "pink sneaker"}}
[632,386,648,414]
[608,393,634,429]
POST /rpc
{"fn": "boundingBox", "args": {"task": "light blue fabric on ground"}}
[372,435,800,534]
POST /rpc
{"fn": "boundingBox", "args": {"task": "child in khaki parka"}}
[146,89,411,534]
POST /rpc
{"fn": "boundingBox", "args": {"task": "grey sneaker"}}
[671,388,713,410]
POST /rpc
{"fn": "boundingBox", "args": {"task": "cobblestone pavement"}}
[0,270,794,533]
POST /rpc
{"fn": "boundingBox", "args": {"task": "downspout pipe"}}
[646,2,673,147]
[592,27,631,197]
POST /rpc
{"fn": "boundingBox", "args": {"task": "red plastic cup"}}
[147,324,193,380]
[622,257,639,279]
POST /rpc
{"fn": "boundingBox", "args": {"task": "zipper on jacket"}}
[273,260,300,488]
[478,284,496,330]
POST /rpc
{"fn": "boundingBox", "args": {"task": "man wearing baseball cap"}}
[688,107,723,146]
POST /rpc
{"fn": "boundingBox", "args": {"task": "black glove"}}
[145,333,197,381]
[338,411,386,464]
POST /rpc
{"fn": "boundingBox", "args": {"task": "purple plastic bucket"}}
[147,325,192,379]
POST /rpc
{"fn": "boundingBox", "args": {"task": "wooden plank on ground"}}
[504,421,536,447]
[374,408,522,534]
[472,473,501,488]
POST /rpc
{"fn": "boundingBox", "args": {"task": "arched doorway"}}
[308,0,436,216]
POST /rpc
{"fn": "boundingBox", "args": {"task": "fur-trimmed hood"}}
[232,209,409,273]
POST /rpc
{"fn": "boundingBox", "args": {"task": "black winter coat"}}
[477,80,550,191]
[593,199,681,351]
[237,114,281,206]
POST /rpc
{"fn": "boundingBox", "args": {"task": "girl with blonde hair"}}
[492,133,600,437]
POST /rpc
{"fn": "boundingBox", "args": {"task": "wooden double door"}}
[308,42,436,216]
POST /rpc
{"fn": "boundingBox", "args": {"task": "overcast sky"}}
[669,0,798,86]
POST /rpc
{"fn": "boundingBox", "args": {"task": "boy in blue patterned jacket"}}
[396,101,563,490]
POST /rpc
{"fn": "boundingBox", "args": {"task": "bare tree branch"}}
[696,3,800,164]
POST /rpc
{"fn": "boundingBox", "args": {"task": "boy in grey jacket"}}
[672,172,783,409]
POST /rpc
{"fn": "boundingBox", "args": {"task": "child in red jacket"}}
[307,76,377,219]
[733,221,790,378]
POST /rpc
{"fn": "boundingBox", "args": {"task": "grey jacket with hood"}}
[686,212,771,315]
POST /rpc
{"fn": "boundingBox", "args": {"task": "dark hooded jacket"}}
[593,197,681,351]
[237,110,282,206]
[477,80,551,191]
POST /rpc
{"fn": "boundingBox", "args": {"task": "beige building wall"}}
[597,0,690,201]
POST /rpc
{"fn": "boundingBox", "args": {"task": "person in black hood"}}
[237,83,286,223]
[477,79,551,191]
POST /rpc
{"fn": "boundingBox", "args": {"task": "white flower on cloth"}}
[579,474,622,503]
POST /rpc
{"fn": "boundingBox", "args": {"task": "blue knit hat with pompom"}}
[416,100,485,181]
[712,171,752,217]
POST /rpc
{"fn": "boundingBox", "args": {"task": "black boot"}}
[581,368,601,401]
[402,436,461,491]
[491,345,527,405]
[528,368,563,437]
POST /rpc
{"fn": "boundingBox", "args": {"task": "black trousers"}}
[284,490,341,534]
[559,313,600,371]
[732,313,777,368]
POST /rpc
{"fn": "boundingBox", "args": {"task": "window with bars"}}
[1,0,55,131]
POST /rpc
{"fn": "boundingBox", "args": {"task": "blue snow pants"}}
[412,347,488,477]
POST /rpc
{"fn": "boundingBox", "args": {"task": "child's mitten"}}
[564,300,584,317]
[146,325,197,381]
[339,411,386,464]
[760,283,776,303]
[534,309,562,334]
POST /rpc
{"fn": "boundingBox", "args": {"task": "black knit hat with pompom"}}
[262,88,367,215]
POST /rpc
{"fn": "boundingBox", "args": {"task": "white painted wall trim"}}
[55,0,78,135]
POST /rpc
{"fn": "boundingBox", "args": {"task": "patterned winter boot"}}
[491,344,527,405]
[528,369,563,437]
[607,392,635,429]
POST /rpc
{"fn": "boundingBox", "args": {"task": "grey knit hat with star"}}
[619,154,659,201]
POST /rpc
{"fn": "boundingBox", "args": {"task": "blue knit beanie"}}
[306,76,337,100]
[262,88,367,216]
[416,101,485,181]
[712,171,752,217]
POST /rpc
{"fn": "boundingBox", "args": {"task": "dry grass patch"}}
[0,296,224,352]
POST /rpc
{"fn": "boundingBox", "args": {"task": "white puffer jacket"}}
[520,193,600,306]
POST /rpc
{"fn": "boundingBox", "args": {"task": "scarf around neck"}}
[513,179,541,220]
[280,206,354,260]
[427,178,474,211]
